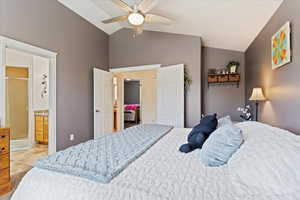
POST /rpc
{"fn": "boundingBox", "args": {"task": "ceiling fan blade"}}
[138,0,157,13]
[111,0,133,13]
[145,14,173,25]
[102,15,128,24]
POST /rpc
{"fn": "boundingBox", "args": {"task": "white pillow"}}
[218,115,232,128]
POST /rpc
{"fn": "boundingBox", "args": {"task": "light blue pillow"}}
[200,124,243,167]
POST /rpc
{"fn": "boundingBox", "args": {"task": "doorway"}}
[123,79,141,129]
[112,69,158,131]
[0,36,57,154]
[93,64,185,139]
[4,48,49,177]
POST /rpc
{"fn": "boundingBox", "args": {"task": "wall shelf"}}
[208,73,240,88]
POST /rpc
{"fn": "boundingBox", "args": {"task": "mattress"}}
[12,123,300,200]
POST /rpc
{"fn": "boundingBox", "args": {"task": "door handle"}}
[95,109,100,113]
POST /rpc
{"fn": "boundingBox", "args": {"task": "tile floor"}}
[0,144,48,200]
[10,144,48,176]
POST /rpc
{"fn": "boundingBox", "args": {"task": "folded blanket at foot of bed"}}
[34,124,173,183]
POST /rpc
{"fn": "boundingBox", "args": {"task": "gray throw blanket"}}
[34,124,173,183]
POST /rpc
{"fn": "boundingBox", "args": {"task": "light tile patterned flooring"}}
[0,144,48,200]
[10,144,48,176]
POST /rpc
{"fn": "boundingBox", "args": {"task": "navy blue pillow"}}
[179,143,196,153]
[187,129,207,147]
[179,114,218,153]
[198,113,218,135]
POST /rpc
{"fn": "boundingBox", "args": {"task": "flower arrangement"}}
[237,105,252,121]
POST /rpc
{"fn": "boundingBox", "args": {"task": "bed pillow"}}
[218,115,233,127]
[179,128,207,153]
[198,114,218,134]
[179,114,218,153]
[200,124,243,167]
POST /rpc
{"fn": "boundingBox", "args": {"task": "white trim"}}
[48,57,57,155]
[109,64,161,73]
[0,40,6,128]
[0,35,57,155]
[28,58,35,147]
[0,36,57,58]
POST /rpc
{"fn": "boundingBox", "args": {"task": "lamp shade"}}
[249,88,266,101]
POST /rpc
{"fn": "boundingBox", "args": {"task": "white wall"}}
[32,56,49,110]
[6,48,49,111]
[6,48,32,67]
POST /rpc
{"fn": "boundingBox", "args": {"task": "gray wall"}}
[124,81,140,104]
[0,0,109,150]
[109,28,202,127]
[245,1,300,134]
[202,47,245,121]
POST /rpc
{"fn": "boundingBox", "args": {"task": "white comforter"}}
[12,122,300,200]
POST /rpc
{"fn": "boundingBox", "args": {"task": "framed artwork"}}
[271,21,291,69]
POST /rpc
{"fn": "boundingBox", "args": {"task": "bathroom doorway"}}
[123,79,141,129]
[0,36,57,155]
[4,47,50,177]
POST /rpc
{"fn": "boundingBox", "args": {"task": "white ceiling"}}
[58,0,283,51]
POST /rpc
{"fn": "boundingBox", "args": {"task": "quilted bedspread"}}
[12,122,300,200]
[34,124,173,183]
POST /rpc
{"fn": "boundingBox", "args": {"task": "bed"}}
[12,122,300,200]
[124,104,140,123]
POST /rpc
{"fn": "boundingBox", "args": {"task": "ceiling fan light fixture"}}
[128,12,144,26]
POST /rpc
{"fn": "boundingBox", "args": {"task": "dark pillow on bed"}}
[179,143,196,153]
[198,113,218,135]
[179,114,218,153]
[187,129,207,147]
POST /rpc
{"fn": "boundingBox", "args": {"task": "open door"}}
[94,68,113,138]
[157,64,184,127]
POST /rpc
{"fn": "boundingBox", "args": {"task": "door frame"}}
[110,64,161,130]
[0,36,57,154]
[109,64,161,73]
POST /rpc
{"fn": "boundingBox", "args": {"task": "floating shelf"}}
[208,73,240,88]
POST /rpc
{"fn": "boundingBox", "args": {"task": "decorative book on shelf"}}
[208,73,240,88]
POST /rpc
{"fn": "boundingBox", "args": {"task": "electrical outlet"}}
[70,134,74,141]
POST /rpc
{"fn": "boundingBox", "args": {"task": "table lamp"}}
[249,88,266,121]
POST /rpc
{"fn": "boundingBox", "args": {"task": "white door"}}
[94,68,113,138]
[157,64,184,127]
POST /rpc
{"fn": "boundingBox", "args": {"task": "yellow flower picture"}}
[271,22,291,69]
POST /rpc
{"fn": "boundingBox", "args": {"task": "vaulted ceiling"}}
[58,0,283,51]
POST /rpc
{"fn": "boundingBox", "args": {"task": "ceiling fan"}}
[102,0,173,36]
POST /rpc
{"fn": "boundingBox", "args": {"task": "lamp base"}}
[255,102,259,121]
